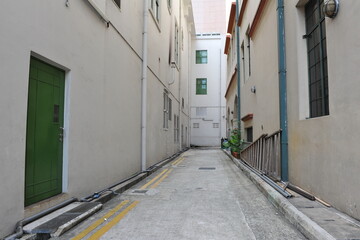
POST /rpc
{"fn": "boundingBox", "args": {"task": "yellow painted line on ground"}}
[139,168,169,190]
[87,201,139,240]
[174,157,185,166]
[71,200,130,240]
[150,169,173,189]
[172,157,183,166]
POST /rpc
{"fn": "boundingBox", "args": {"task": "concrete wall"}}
[0,0,194,237]
[190,36,227,146]
[285,0,360,220]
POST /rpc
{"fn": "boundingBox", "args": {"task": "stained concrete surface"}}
[289,196,360,239]
[56,149,307,240]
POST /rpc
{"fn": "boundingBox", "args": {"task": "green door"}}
[25,57,65,206]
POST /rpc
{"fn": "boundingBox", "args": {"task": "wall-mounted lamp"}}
[251,86,256,94]
[324,0,339,18]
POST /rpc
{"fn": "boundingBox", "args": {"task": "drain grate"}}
[132,189,148,194]
[198,167,216,170]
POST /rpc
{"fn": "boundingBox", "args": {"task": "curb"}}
[222,150,336,240]
[52,203,102,237]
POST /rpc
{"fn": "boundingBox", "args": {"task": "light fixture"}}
[323,0,339,18]
[251,86,256,94]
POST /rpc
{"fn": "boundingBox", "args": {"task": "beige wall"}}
[226,0,360,220]
[286,0,360,219]
[0,0,194,237]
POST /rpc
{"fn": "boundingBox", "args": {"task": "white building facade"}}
[0,0,194,237]
[190,0,227,147]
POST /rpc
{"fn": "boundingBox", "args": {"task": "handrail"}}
[241,130,282,180]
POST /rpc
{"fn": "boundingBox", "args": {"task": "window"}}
[182,97,184,109]
[241,41,246,82]
[113,0,121,8]
[150,0,160,23]
[163,91,169,129]
[176,116,180,142]
[196,78,207,95]
[305,0,329,118]
[196,50,208,64]
[246,127,253,142]
[196,107,207,116]
[213,123,219,128]
[175,23,179,65]
[181,29,184,50]
[246,29,251,76]
[193,123,199,128]
[167,0,172,11]
[169,98,172,120]
[174,114,177,142]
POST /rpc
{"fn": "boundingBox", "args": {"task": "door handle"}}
[59,127,64,142]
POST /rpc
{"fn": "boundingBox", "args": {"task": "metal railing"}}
[241,130,282,180]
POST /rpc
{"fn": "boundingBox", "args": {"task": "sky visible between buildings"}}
[192,0,227,34]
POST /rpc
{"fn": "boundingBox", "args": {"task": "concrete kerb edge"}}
[222,150,336,240]
[51,203,102,237]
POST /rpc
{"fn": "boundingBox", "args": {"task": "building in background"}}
[190,0,227,147]
[225,0,360,220]
[0,0,194,237]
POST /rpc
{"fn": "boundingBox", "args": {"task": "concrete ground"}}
[56,149,306,240]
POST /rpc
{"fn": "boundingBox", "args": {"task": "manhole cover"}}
[132,189,148,194]
[198,167,216,170]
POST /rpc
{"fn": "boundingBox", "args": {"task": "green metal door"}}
[25,57,65,206]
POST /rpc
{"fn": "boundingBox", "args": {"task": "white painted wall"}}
[0,0,194,237]
[190,36,227,146]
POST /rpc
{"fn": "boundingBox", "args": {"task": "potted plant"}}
[229,128,243,159]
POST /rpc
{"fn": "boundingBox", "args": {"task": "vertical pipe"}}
[141,0,149,171]
[277,0,288,181]
[178,0,182,150]
[236,0,242,146]
[219,48,222,140]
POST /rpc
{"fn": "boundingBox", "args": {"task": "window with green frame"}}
[196,50,207,64]
[196,78,207,95]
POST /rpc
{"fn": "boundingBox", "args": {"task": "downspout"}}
[219,48,222,140]
[277,0,288,181]
[141,0,149,171]
[178,1,182,150]
[235,0,242,142]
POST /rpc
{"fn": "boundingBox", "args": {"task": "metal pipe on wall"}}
[235,0,242,141]
[277,0,289,181]
[141,0,149,171]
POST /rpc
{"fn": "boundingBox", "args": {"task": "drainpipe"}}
[178,1,182,150]
[235,0,242,141]
[277,0,288,181]
[141,0,149,171]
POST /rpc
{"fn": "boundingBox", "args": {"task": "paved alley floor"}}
[57,149,307,240]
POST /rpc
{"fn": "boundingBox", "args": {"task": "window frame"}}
[112,0,121,9]
[175,22,180,66]
[196,78,207,95]
[196,50,208,64]
[305,0,329,118]
[163,90,169,129]
[149,0,161,28]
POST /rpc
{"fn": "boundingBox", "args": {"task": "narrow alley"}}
[58,149,306,240]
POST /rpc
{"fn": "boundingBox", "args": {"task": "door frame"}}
[29,52,71,195]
